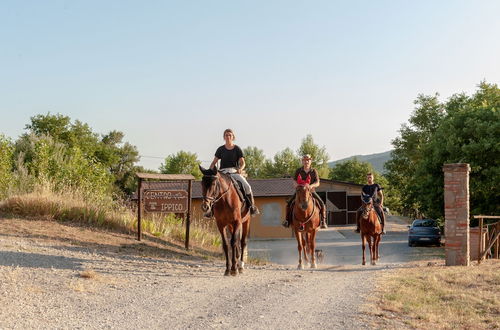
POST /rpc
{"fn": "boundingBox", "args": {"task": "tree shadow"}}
[0,251,85,270]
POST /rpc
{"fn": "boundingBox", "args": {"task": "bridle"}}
[361,199,374,219]
[294,184,317,230]
[202,173,231,209]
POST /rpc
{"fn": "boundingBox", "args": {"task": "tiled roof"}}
[191,178,295,199]
[131,177,363,200]
[191,177,363,199]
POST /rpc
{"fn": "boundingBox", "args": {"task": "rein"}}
[362,203,373,219]
[203,173,231,206]
[293,187,317,230]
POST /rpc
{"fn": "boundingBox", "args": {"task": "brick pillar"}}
[443,163,470,266]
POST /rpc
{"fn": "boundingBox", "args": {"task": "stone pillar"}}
[443,163,470,266]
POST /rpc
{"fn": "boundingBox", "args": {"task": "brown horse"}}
[199,166,251,276]
[292,183,321,269]
[359,193,382,265]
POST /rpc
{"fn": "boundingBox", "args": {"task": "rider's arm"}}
[210,156,219,170]
[378,190,384,206]
[309,169,320,189]
[237,157,246,174]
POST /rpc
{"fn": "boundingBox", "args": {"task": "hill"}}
[328,150,392,174]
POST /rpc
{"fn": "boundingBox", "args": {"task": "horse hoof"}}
[224,270,231,276]
[311,263,317,269]
[371,261,376,266]
[231,270,238,276]
[238,267,244,274]
[362,262,366,266]
[297,264,304,270]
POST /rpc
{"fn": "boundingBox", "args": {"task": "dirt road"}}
[0,217,442,329]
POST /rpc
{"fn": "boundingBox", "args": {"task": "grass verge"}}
[0,188,221,254]
[369,259,500,329]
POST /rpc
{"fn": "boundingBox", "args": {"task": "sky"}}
[1,1,499,170]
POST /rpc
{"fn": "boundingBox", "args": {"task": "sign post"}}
[136,173,195,250]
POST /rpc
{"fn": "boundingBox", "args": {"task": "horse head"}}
[199,165,219,213]
[361,193,374,219]
[295,183,312,211]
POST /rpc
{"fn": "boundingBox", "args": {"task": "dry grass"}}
[0,186,221,252]
[370,259,500,329]
[79,270,98,279]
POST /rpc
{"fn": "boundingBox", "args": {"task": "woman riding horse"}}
[208,128,259,217]
[282,154,327,229]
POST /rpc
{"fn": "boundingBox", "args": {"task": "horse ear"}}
[297,175,304,185]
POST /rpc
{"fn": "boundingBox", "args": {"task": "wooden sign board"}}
[143,190,188,213]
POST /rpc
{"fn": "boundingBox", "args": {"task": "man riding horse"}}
[355,172,386,234]
[282,154,328,229]
[208,128,260,217]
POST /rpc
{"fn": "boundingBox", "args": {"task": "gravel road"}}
[0,217,443,329]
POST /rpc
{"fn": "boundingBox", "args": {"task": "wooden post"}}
[185,179,192,250]
[137,178,143,241]
[478,217,483,264]
[496,223,500,259]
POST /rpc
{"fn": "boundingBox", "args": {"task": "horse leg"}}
[239,220,250,274]
[230,221,242,276]
[368,236,375,265]
[302,232,309,266]
[361,235,366,266]
[375,234,381,262]
[310,231,317,269]
[294,229,304,269]
[219,225,231,276]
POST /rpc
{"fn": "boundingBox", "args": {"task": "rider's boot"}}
[282,203,292,228]
[380,212,386,234]
[320,207,328,229]
[247,193,260,217]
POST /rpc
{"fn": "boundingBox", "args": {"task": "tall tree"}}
[159,151,202,179]
[297,134,330,178]
[386,82,500,219]
[262,148,301,178]
[243,146,266,178]
[329,158,378,184]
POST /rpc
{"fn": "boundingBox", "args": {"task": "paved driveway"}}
[248,216,444,266]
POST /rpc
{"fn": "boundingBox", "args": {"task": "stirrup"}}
[320,221,328,229]
[282,220,290,228]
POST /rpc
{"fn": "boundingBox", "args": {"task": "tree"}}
[329,158,377,184]
[386,82,500,219]
[160,151,202,179]
[262,148,300,178]
[0,135,14,199]
[243,146,266,178]
[297,134,330,178]
[385,94,445,216]
[22,113,141,195]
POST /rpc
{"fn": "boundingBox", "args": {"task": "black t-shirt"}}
[215,145,244,169]
[362,183,383,200]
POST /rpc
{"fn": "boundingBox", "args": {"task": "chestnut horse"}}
[359,193,382,265]
[199,166,251,276]
[292,181,321,269]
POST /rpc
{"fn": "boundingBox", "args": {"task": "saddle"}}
[219,171,249,211]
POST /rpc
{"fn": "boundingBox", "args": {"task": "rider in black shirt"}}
[210,129,259,216]
[355,173,386,234]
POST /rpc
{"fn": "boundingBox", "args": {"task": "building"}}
[191,178,363,238]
